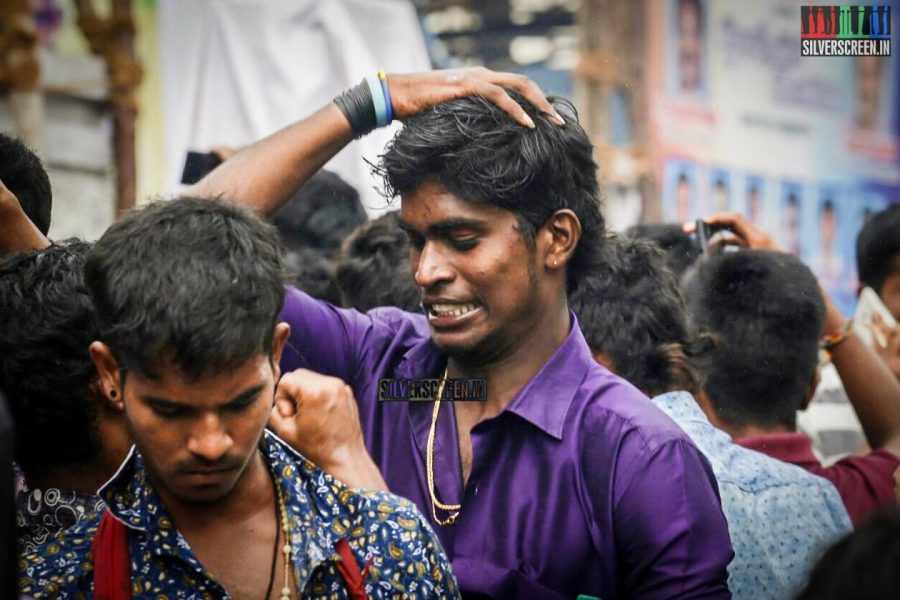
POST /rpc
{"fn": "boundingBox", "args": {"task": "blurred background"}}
[0,0,897,314]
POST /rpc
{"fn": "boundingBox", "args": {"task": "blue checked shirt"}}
[18,431,459,599]
[653,391,852,599]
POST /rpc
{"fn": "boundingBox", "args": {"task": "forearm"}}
[186,104,353,218]
[824,295,900,453]
[320,448,389,492]
[0,193,51,255]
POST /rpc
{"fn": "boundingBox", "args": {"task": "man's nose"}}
[186,413,234,462]
[414,241,455,289]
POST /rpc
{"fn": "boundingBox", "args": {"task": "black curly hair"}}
[682,250,825,430]
[335,211,420,312]
[568,234,710,396]
[0,239,102,472]
[85,197,287,380]
[375,91,606,292]
[0,132,52,235]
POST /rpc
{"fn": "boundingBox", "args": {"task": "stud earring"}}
[109,389,117,398]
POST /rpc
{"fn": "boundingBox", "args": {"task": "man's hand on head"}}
[388,67,566,128]
[269,369,388,491]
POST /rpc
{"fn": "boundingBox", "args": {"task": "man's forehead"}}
[398,183,510,228]
[128,353,270,404]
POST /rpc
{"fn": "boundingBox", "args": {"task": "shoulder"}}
[716,445,850,524]
[18,512,100,597]
[348,490,457,591]
[282,285,428,335]
[574,365,692,455]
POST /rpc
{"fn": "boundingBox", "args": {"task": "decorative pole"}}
[74,0,143,216]
[0,0,43,149]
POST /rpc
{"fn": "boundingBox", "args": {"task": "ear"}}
[591,350,616,373]
[800,368,821,412]
[269,322,291,381]
[89,341,125,411]
[541,209,582,271]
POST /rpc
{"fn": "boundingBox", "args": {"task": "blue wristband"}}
[378,71,394,123]
[365,76,388,128]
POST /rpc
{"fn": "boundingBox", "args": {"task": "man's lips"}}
[422,300,483,327]
[179,464,239,478]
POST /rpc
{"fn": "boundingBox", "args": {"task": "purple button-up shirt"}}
[280,288,733,599]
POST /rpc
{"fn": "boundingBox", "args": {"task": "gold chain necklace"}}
[276,486,292,600]
[426,368,461,525]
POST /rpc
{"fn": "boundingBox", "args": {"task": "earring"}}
[553,259,558,268]
[109,389,117,398]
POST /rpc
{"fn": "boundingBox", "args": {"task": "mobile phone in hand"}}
[695,219,714,254]
[854,287,897,347]
[180,151,223,185]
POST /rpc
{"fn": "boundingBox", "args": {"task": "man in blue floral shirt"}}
[18,198,457,599]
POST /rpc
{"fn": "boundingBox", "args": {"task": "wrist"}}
[822,318,853,352]
[333,70,394,138]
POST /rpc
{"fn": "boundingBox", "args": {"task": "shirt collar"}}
[734,432,821,469]
[502,312,593,440]
[99,432,338,573]
[400,312,591,441]
[652,390,709,425]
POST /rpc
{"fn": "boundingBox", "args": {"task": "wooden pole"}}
[74,0,143,217]
[0,0,43,149]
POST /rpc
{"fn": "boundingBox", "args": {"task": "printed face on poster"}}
[650,0,899,314]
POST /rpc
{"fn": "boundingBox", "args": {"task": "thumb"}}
[268,398,298,439]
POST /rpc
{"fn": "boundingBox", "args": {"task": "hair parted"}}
[0,240,101,472]
[569,234,710,396]
[85,197,286,380]
[0,132,52,235]
[375,91,605,291]
[681,250,825,430]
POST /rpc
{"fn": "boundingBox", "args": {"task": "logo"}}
[378,377,487,402]
[801,5,891,56]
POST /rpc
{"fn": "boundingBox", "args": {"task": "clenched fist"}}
[269,369,387,491]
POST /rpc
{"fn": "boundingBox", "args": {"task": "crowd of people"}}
[1,67,900,599]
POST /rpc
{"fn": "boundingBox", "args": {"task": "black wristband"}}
[334,79,377,138]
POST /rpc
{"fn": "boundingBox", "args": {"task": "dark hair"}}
[0,391,13,600]
[284,247,342,306]
[796,506,900,600]
[856,203,900,293]
[0,132,52,235]
[377,92,605,292]
[569,235,708,396]
[85,197,286,380]
[625,223,701,279]
[0,240,102,472]
[335,211,420,312]
[681,250,825,430]
[272,169,367,254]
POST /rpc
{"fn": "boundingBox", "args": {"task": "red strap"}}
[91,510,132,600]
[334,538,371,600]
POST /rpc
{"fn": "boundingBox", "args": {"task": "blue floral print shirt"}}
[18,431,459,599]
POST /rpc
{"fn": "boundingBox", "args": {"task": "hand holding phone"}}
[854,287,898,348]
[180,151,224,185]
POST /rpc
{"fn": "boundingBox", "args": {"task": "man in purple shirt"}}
[194,69,733,598]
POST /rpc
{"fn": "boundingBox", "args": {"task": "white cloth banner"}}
[159,0,431,215]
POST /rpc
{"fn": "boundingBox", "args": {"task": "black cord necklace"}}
[263,468,280,600]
